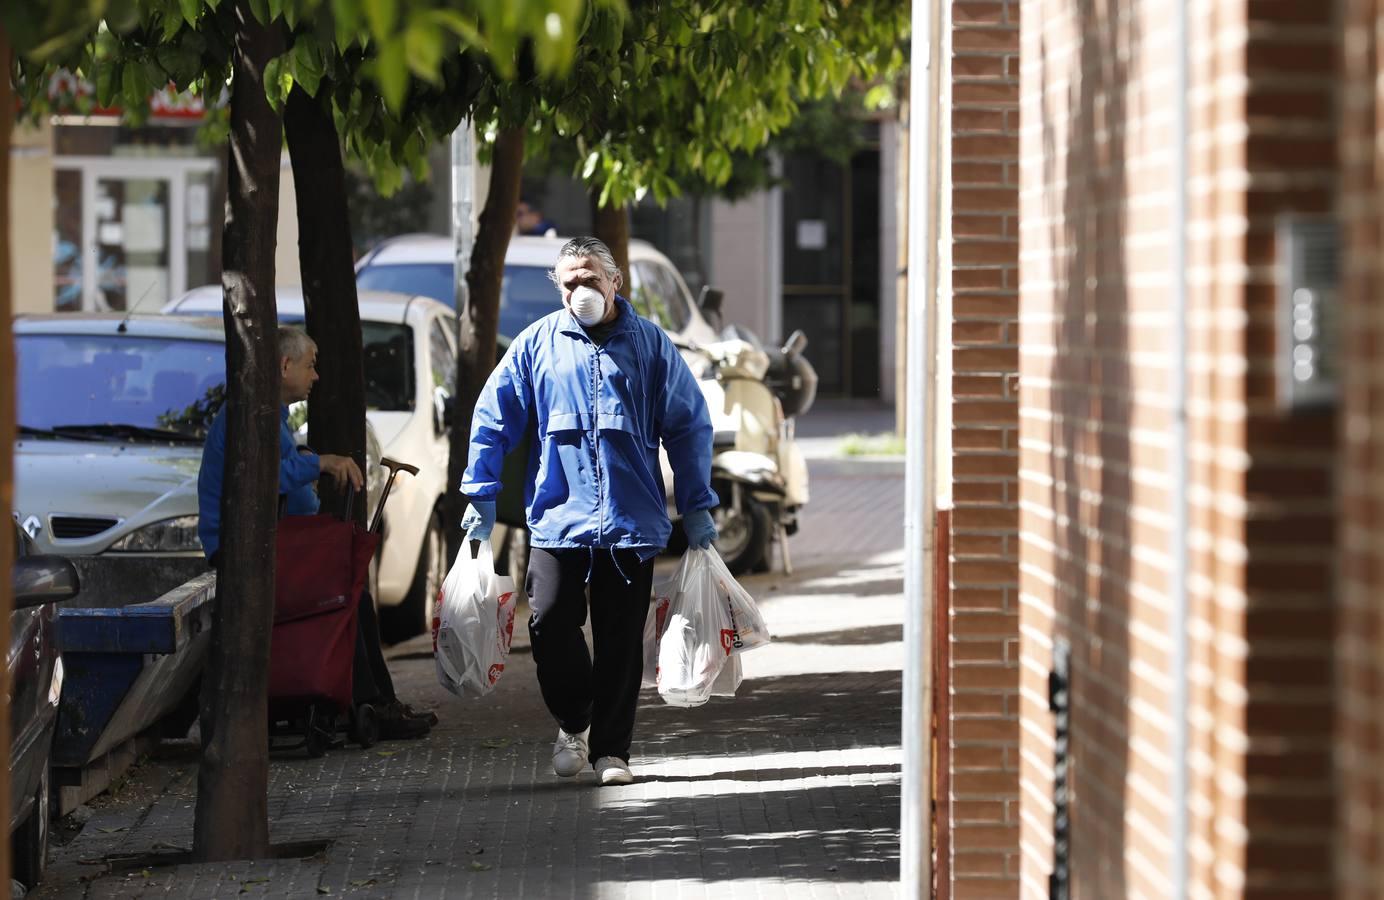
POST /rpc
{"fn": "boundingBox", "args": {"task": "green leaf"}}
[291,37,324,96]
[364,0,398,39]
[263,53,292,109]
[404,24,443,84]
[95,63,119,108]
[374,37,407,112]
[422,9,485,49]
[121,60,148,107]
[331,0,360,46]
[247,0,269,26]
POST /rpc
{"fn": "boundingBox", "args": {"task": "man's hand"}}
[461,499,496,542]
[319,454,364,491]
[683,508,718,550]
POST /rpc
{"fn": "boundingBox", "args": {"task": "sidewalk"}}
[34,406,905,900]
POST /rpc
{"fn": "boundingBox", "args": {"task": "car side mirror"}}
[13,555,80,608]
[698,286,725,331]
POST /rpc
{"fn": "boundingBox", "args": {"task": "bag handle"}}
[467,537,500,587]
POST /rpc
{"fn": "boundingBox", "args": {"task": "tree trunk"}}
[446,126,524,564]
[591,198,631,294]
[285,85,367,526]
[192,0,285,862]
[0,23,17,888]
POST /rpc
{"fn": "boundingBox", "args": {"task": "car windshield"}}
[356,263,561,338]
[16,334,226,439]
[162,311,417,412]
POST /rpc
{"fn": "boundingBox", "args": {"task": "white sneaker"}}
[594,756,634,786]
[552,727,590,777]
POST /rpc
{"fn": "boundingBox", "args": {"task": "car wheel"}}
[389,509,445,642]
[12,766,49,889]
[714,498,770,575]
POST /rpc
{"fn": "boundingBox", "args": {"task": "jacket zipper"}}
[591,342,604,544]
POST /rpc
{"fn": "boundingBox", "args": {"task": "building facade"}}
[931,0,1383,896]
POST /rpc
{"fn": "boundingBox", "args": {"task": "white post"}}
[901,0,941,895]
[451,123,475,316]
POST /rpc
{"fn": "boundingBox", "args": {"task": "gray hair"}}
[278,325,316,362]
[547,237,622,288]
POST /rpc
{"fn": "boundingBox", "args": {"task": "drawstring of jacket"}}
[585,546,634,586]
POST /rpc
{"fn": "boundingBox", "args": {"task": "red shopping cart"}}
[267,458,417,756]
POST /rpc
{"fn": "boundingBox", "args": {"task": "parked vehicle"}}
[12,314,384,599]
[685,324,816,574]
[355,234,724,351]
[8,519,80,891]
[162,287,458,641]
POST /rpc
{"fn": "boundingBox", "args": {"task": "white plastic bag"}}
[641,593,671,689]
[433,539,518,699]
[704,549,772,654]
[653,546,770,707]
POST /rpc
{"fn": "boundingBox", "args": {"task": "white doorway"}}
[53,156,218,313]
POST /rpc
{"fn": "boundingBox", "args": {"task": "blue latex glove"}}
[461,499,496,542]
[683,508,718,550]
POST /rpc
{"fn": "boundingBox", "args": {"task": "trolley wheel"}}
[304,705,332,758]
[351,703,380,749]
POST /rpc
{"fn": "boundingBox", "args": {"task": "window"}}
[631,261,672,328]
[647,263,691,332]
[16,335,226,436]
[361,322,415,411]
[357,263,455,308]
[429,317,456,396]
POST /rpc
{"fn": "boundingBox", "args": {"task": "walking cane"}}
[370,457,421,534]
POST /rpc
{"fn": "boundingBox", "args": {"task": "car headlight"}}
[108,516,202,552]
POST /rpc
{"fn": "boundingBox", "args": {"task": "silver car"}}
[13,314,382,589]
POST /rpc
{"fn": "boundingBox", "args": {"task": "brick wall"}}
[1013,0,1343,896]
[1237,1,1340,894]
[1338,1,1384,896]
[1017,0,1245,895]
[946,0,1023,895]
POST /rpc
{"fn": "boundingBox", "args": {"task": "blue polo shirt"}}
[197,405,321,560]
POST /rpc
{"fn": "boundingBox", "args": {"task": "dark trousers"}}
[526,547,654,764]
[353,588,396,706]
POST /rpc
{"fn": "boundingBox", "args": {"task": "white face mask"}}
[569,285,607,326]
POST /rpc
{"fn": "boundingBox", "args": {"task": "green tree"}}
[517,1,907,268]
[8,0,593,861]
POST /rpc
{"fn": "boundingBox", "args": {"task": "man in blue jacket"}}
[461,237,719,786]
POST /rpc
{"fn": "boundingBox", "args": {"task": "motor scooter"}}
[670,313,817,575]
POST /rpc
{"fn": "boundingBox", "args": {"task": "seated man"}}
[198,325,433,740]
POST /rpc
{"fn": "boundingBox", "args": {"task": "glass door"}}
[90,175,172,312]
[55,157,219,313]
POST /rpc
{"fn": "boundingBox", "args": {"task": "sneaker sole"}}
[599,771,634,786]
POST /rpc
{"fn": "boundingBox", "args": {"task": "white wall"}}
[11,122,56,314]
[708,191,777,342]
[274,152,301,286]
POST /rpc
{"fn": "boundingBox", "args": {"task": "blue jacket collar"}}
[558,296,640,340]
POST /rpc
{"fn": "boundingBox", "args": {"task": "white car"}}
[355,234,723,352]
[12,314,384,591]
[162,287,462,641]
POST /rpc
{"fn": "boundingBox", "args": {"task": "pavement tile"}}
[34,453,905,900]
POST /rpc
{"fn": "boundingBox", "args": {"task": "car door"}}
[426,312,457,478]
